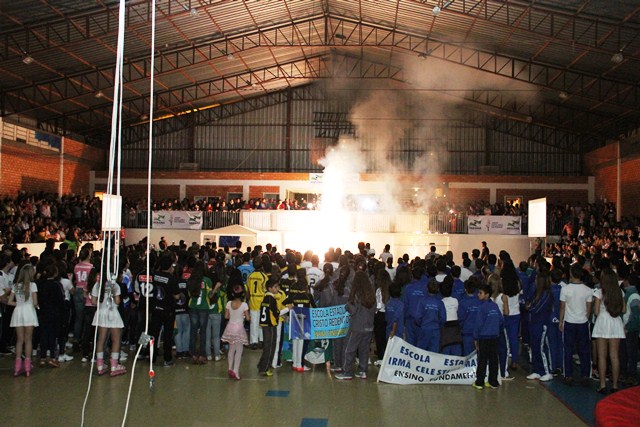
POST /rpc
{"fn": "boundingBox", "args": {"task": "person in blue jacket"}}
[450,265,466,302]
[548,268,564,376]
[416,279,446,353]
[458,276,482,356]
[473,283,504,390]
[385,284,404,341]
[526,269,554,381]
[402,262,427,346]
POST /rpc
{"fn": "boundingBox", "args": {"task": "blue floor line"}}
[541,380,605,426]
[266,390,290,398]
[300,418,328,427]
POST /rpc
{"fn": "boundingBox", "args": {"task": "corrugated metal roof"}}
[1,0,639,148]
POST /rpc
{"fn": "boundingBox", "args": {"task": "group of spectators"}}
[0,192,100,245]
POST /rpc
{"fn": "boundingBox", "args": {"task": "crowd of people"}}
[0,191,630,244]
[0,235,638,393]
[0,192,101,245]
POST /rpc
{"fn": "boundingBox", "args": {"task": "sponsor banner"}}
[289,305,350,340]
[152,210,203,230]
[467,215,521,235]
[377,336,478,385]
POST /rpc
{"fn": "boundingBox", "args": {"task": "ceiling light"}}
[227,53,234,61]
[140,114,149,121]
[190,7,198,17]
[95,90,105,99]
[432,6,441,15]
[611,51,624,64]
[558,91,568,101]
[22,55,34,65]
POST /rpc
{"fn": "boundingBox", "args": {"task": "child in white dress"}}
[8,264,39,377]
[91,271,126,377]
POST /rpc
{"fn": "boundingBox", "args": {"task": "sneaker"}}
[59,354,74,362]
[207,355,213,361]
[81,356,89,363]
[354,372,367,379]
[129,344,136,352]
[540,374,554,382]
[526,373,541,380]
[373,360,383,366]
[260,369,273,377]
[215,355,222,362]
[335,373,353,380]
[302,365,311,372]
[484,382,499,389]
[163,360,175,367]
[330,367,343,373]
[501,375,515,381]
[119,352,128,362]
[471,383,484,390]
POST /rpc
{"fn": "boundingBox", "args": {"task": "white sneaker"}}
[526,373,541,380]
[373,360,383,366]
[540,374,554,382]
[59,354,74,362]
[215,355,222,362]
[58,355,66,363]
[207,355,213,361]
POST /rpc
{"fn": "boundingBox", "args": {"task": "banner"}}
[289,305,350,340]
[152,211,203,230]
[377,337,478,385]
[467,215,521,235]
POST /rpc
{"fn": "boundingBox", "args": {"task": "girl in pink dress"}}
[221,285,249,380]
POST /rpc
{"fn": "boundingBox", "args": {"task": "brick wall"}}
[249,186,280,199]
[1,138,104,196]
[621,157,640,216]
[185,185,243,200]
[120,184,180,201]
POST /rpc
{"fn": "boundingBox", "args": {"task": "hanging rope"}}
[121,0,157,424]
[80,0,126,425]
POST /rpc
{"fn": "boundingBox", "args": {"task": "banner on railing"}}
[377,336,478,385]
[467,215,521,235]
[152,210,203,230]
[289,305,350,340]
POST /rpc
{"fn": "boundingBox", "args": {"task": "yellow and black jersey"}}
[274,289,288,322]
[284,284,316,308]
[247,271,268,311]
[259,292,279,327]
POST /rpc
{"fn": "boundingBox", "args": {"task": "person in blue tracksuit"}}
[451,265,466,302]
[385,284,404,340]
[548,268,564,376]
[517,260,534,348]
[416,279,446,353]
[473,283,504,390]
[458,276,482,356]
[526,269,554,381]
[402,263,427,346]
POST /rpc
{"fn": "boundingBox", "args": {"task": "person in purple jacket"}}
[416,279,446,353]
[473,283,504,390]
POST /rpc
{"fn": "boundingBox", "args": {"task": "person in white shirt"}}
[306,255,324,298]
[559,264,593,386]
[379,244,392,265]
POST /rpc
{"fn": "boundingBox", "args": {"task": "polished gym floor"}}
[0,347,593,427]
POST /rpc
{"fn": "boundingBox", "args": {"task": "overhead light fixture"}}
[95,90,105,99]
[22,55,34,65]
[227,53,234,61]
[140,113,149,121]
[432,6,441,15]
[189,7,198,17]
[558,91,569,101]
[611,51,624,64]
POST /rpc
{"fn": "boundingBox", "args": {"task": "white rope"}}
[121,0,157,424]
[80,0,126,425]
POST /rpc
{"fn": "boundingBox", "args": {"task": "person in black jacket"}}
[38,263,65,368]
